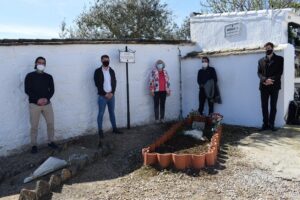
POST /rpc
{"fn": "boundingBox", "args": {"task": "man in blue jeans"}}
[94,55,122,147]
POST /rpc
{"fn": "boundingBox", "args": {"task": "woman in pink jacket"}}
[149,60,171,123]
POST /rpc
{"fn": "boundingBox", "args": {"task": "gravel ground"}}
[1,123,300,200]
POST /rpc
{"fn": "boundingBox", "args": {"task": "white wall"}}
[0,43,195,156]
[190,9,292,51]
[182,44,294,127]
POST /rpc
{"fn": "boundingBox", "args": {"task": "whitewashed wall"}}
[182,44,294,127]
[0,43,195,156]
[190,9,298,51]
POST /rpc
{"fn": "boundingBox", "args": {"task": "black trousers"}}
[198,88,214,115]
[154,91,167,120]
[260,87,279,126]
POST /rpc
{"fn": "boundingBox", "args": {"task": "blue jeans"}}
[97,95,117,131]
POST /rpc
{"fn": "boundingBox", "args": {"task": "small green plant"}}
[187,109,201,118]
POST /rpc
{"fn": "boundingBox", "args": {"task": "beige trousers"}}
[29,103,54,146]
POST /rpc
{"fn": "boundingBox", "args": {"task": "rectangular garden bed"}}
[142,114,223,170]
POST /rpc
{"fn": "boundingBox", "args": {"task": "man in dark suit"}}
[257,42,284,131]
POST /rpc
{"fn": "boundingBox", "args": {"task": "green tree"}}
[60,0,179,39]
[200,0,300,13]
[176,17,190,40]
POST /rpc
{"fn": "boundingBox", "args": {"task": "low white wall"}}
[182,44,294,127]
[0,42,294,156]
[0,43,195,156]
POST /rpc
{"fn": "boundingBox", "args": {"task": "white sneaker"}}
[160,119,165,123]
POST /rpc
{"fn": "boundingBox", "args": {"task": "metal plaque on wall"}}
[225,22,241,37]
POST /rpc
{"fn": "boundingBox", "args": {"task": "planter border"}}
[142,114,223,170]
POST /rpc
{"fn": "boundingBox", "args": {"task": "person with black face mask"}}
[257,42,284,131]
[94,55,122,148]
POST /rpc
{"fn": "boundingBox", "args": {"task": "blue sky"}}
[0,0,201,39]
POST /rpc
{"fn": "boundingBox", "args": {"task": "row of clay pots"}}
[143,149,219,170]
[142,119,223,170]
[143,151,206,170]
[206,128,222,166]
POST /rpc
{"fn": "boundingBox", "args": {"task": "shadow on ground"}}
[1,122,299,199]
[0,122,172,198]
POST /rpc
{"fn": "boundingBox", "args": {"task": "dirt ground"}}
[1,122,300,200]
[238,125,300,182]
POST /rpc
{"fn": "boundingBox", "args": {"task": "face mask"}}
[157,64,164,69]
[202,62,208,69]
[102,61,109,67]
[266,49,273,55]
[36,64,45,72]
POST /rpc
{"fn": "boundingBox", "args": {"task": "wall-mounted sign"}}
[225,23,241,37]
[120,51,135,63]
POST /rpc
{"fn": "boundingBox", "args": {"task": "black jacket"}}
[94,66,117,96]
[197,66,217,86]
[24,71,54,104]
[257,53,284,90]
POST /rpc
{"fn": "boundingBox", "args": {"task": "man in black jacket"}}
[257,42,284,131]
[94,55,122,148]
[25,57,58,154]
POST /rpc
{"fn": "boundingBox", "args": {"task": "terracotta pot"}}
[206,118,212,126]
[205,151,216,166]
[193,115,206,122]
[142,147,150,156]
[172,122,183,131]
[149,143,156,152]
[159,134,168,144]
[185,155,192,168]
[192,154,205,169]
[144,152,158,166]
[157,153,172,169]
[155,137,164,148]
[210,140,218,149]
[165,130,174,140]
[216,126,223,137]
[172,154,190,170]
[185,117,193,126]
[210,146,218,163]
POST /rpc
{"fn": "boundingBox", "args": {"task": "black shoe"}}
[98,140,103,148]
[99,130,104,139]
[270,125,277,132]
[198,109,203,115]
[259,124,269,131]
[48,142,58,149]
[113,128,123,134]
[31,146,38,154]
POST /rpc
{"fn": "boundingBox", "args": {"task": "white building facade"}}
[1,9,299,156]
[182,9,298,128]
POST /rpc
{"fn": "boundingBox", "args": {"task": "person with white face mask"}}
[149,60,171,123]
[24,57,58,154]
[197,56,218,115]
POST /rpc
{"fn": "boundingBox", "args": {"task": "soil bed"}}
[155,127,212,154]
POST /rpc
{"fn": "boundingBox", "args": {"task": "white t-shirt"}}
[102,67,112,93]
